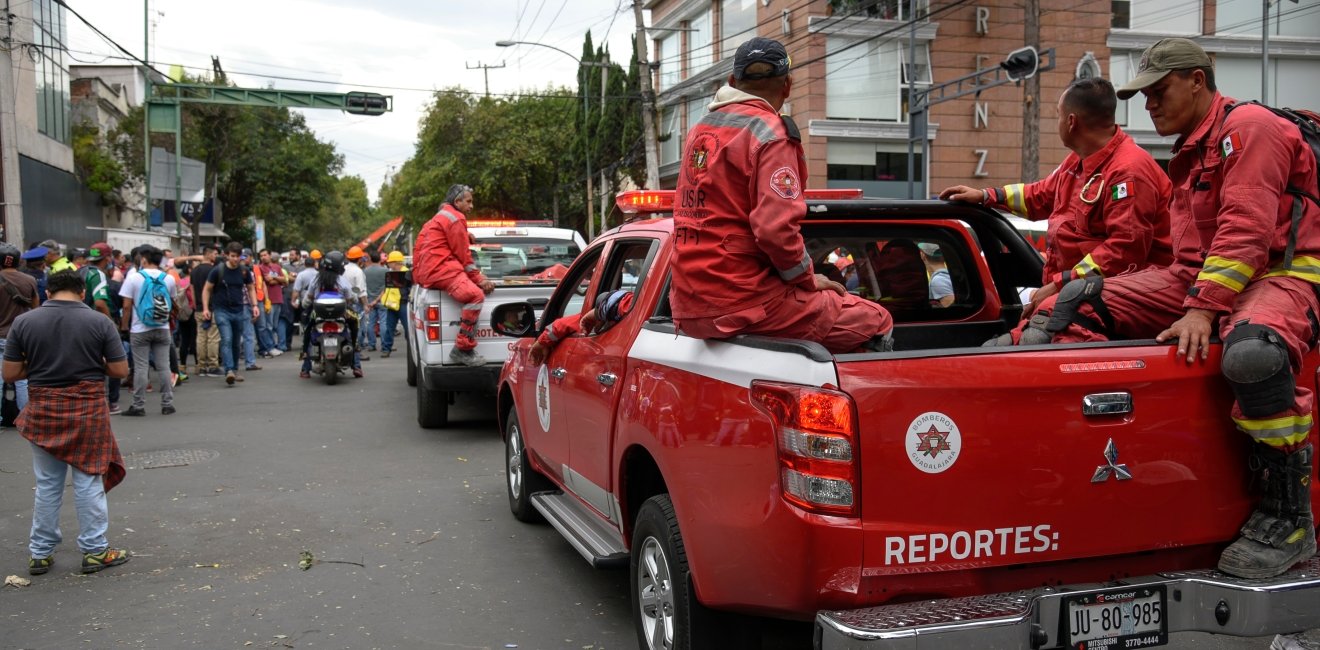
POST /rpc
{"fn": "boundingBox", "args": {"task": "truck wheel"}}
[505,411,550,523]
[416,380,449,429]
[405,335,417,387]
[632,494,718,650]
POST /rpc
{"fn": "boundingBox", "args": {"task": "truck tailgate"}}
[424,283,558,362]
[837,343,1256,580]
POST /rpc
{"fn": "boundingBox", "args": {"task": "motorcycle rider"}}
[298,251,363,379]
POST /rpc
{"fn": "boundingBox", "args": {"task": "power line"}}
[53,0,178,82]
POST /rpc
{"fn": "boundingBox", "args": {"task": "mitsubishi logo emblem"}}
[1091,438,1133,483]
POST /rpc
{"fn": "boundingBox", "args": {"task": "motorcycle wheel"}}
[324,358,339,385]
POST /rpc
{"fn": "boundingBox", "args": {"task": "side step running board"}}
[530,491,629,569]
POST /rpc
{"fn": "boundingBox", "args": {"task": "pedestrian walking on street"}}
[0,243,39,422]
[4,269,131,576]
[257,249,286,358]
[379,251,409,357]
[361,250,387,352]
[191,246,221,376]
[201,242,259,385]
[119,246,177,416]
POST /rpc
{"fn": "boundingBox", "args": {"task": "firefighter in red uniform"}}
[670,37,892,353]
[941,77,1173,324]
[412,184,494,366]
[1017,38,1320,578]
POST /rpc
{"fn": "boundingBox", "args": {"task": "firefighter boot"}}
[1218,444,1317,579]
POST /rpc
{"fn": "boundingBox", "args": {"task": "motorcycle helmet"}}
[0,242,21,269]
[323,250,347,275]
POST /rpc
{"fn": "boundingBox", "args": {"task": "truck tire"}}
[631,495,722,650]
[405,334,417,387]
[416,380,449,429]
[505,410,550,523]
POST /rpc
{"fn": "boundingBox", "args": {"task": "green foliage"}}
[381,30,645,239]
[72,122,127,200]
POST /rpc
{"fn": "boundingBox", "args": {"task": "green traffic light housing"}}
[1001,46,1040,83]
[345,92,391,116]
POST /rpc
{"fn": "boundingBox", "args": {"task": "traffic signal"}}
[345,92,391,116]
[1001,46,1040,82]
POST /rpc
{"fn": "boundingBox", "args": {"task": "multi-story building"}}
[646,0,1320,197]
[0,0,103,246]
[71,64,155,231]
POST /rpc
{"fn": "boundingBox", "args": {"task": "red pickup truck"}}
[491,190,1320,650]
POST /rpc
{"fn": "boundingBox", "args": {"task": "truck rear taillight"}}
[425,304,441,343]
[750,381,859,517]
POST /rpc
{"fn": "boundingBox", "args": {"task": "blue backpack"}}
[135,271,172,327]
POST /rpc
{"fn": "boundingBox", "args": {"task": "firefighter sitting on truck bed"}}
[941,77,1173,323]
[669,37,892,354]
[1008,38,1320,580]
[412,184,495,367]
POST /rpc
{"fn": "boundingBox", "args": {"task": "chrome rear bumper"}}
[815,558,1320,649]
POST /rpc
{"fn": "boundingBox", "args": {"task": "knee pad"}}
[1045,275,1112,334]
[1019,313,1053,345]
[1223,324,1295,418]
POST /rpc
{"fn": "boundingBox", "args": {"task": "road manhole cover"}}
[123,448,219,470]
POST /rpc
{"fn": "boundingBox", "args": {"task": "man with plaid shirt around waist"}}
[4,269,132,575]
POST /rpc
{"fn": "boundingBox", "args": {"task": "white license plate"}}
[1064,586,1167,649]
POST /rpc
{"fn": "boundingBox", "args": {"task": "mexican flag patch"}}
[1111,182,1130,201]
[1221,132,1243,157]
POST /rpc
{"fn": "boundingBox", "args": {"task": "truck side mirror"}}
[491,302,536,338]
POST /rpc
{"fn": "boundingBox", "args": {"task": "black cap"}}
[733,37,790,80]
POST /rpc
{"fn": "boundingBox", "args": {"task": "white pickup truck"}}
[406,224,585,428]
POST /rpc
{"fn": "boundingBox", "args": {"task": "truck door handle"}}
[597,372,617,387]
[1083,392,1132,416]
[551,368,567,381]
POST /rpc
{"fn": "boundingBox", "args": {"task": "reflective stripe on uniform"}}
[1234,413,1314,448]
[1197,255,1254,293]
[1072,253,1101,278]
[462,302,483,311]
[698,111,778,144]
[1002,183,1027,216]
[1263,255,1320,284]
[778,251,811,282]
[464,264,478,272]
[438,209,459,223]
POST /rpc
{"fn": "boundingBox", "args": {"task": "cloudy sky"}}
[67,0,642,203]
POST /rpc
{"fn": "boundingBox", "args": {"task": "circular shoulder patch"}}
[684,132,720,184]
[905,411,962,474]
[769,166,801,200]
[536,363,552,432]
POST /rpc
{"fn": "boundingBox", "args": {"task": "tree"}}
[72,122,127,202]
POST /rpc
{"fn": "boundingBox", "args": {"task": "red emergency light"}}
[616,188,864,214]
[468,219,554,227]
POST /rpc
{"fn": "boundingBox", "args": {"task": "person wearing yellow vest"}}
[379,251,410,358]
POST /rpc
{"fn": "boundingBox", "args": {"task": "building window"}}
[720,0,758,60]
[832,0,928,21]
[660,106,681,166]
[828,153,923,182]
[827,141,922,199]
[657,35,679,92]
[1217,0,1320,37]
[827,36,929,122]
[687,95,710,132]
[1113,0,1199,34]
[32,0,70,144]
[687,9,713,77]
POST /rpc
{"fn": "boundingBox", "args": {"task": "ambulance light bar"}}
[616,189,864,214]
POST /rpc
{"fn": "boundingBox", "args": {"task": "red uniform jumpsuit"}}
[669,89,891,353]
[413,203,487,352]
[1042,94,1320,450]
[988,127,1173,289]
[536,293,635,350]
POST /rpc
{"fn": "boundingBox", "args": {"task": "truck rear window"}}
[471,237,582,280]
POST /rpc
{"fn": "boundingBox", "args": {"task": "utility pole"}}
[1021,0,1041,182]
[466,61,506,98]
[634,0,660,188]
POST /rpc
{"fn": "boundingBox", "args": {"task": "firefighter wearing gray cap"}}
[1026,37,1320,578]
[669,37,893,353]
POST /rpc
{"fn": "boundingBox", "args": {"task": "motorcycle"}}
[310,294,354,385]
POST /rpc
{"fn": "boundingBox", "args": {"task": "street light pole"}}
[496,40,600,240]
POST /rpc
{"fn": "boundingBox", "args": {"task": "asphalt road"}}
[0,352,1305,650]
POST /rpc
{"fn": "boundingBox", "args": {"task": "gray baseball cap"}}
[1116,38,1213,100]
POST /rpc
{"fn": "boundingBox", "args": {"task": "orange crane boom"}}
[355,216,404,254]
